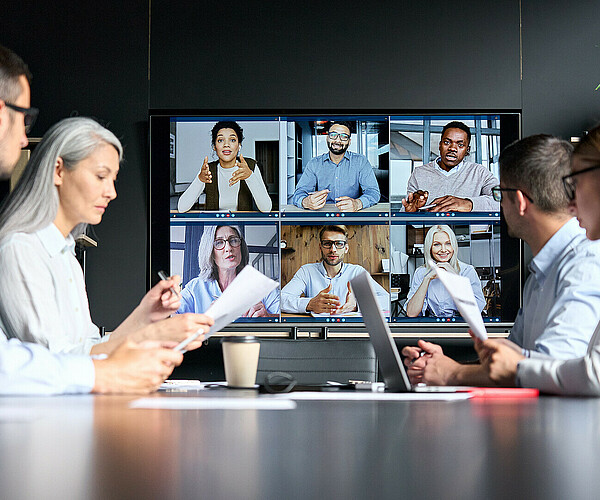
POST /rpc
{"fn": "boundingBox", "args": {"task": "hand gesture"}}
[244,301,274,318]
[335,196,363,212]
[436,262,457,275]
[137,274,182,324]
[301,189,329,210]
[401,190,429,212]
[198,156,212,183]
[335,282,358,314]
[229,153,252,186]
[306,283,340,314]
[470,332,523,386]
[428,195,473,212]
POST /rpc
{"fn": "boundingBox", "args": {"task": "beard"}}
[323,253,343,266]
[327,141,349,156]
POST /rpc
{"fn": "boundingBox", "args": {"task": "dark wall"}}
[3,1,598,330]
[4,1,149,329]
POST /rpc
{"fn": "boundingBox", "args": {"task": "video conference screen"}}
[150,112,521,327]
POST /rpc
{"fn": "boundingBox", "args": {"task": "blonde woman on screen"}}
[0,117,212,355]
[405,224,485,317]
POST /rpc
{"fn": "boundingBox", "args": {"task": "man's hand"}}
[428,195,473,212]
[92,340,184,394]
[229,153,252,186]
[472,337,523,387]
[198,156,212,183]
[335,196,363,212]
[136,313,213,351]
[335,282,358,314]
[301,189,329,210]
[306,284,340,314]
[402,340,461,385]
[401,190,429,212]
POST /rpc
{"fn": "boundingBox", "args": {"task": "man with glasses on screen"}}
[402,121,500,212]
[402,135,600,386]
[292,121,380,212]
[281,225,388,314]
[0,45,211,395]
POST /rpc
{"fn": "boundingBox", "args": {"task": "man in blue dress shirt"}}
[402,134,600,386]
[292,121,380,212]
[281,225,389,314]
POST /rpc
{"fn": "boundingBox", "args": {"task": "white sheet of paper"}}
[430,262,488,340]
[174,266,279,351]
[130,397,296,410]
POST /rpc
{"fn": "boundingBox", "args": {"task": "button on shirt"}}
[292,151,381,209]
[0,224,108,355]
[281,262,389,314]
[508,218,600,359]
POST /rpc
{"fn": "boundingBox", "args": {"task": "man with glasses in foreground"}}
[292,121,380,212]
[402,134,600,387]
[0,45,212,395]
[281,225,389,314]
[475,126,600,395]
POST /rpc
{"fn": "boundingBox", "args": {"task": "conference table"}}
[1,388,600,500]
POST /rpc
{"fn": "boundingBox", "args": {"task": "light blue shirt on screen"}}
[177,276,280,316]
[281,262,389,314]
[292,151,380,208]
[508,218,600,359]
[0,333,94,395]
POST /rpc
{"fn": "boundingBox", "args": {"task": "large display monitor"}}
[149,112,521,334]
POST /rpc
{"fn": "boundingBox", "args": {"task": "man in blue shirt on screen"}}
[292,121,380,212]
[402,134,600,386]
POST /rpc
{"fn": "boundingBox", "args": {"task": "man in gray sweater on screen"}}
[402,121,500,212]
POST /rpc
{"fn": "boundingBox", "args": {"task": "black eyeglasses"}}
[320,239,347,249]
[213,236,242,250]
[5,102,39,133]
[562,165,600,201]
[491,186,534,203]
[327,132,350,142]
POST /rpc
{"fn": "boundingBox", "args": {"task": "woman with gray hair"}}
[0,117,212,354]
[405,224,485,317]
[178,224,279,317]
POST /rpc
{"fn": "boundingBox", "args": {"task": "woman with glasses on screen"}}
[405,224,485,318]
[475,125,600,395]
[177,121,272,213]
[0,117,212,355]
[177,225,279,317]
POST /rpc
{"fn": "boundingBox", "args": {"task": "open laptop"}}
[351,272,462,393]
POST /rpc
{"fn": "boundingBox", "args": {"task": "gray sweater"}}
[406,159,500,211]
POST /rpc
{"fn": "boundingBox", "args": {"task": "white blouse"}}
[0,224,109,355]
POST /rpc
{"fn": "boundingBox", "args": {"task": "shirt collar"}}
[435,157,464,176]
[36,223,76,257]
[529,218,582,281]
[324,150,350,165]
[319,261,345,278]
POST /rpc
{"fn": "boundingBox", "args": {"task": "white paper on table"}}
[130,397,297,410]
[174,266,279,351]
[430,262,488,340]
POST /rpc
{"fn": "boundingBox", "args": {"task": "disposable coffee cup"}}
[221,336,261,388]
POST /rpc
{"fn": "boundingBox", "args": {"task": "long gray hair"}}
[197,224,249,281]
[0,117,122,241]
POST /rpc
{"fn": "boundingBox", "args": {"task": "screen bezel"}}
[149,110,522,335]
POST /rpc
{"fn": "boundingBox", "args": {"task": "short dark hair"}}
[326,121,354,135]
[319,225,348,241]
[0,45,32,102]
[499,134,573,213]
[211,121,244,146]
[442,121,471,144]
